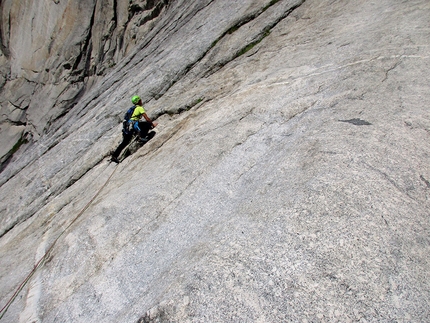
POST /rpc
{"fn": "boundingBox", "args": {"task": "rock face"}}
[1,0,429,322]
[0,0,170,165]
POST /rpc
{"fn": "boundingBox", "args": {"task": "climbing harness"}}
[0,161,119,320]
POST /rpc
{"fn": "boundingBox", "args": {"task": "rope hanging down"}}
[0,162,119,320]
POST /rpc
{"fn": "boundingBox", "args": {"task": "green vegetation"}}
[227,25,240,35]
[211,0,279,52]
[263,0,282,12]
[9,137,28,155]
[10,136,28,156]
[2,135,29,169]
[236,30,271,58]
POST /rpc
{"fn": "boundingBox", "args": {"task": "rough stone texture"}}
[0,0,170,165]
[1,0,429,322]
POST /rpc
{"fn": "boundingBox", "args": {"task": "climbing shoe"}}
[139,137,149,143]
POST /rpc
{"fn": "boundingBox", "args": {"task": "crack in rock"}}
[339,118,372,126]
[420,175,430,189]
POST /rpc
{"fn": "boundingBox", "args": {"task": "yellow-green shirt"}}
[131,105,146,121]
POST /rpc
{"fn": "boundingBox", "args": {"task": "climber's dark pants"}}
[135,121,152,138]
[112,132,133,158]
[112,121,152,158]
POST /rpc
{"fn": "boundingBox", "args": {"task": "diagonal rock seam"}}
[1,1,429,321]
[0,0,309,231]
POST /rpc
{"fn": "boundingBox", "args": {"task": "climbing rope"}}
[0,161,119,320]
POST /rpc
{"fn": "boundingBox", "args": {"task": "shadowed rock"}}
[339,118,372,126]
[0,0,429,322]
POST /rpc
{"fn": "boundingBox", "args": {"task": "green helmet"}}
[131,95,141,105]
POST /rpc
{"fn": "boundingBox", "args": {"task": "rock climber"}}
[111,95,158,163]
